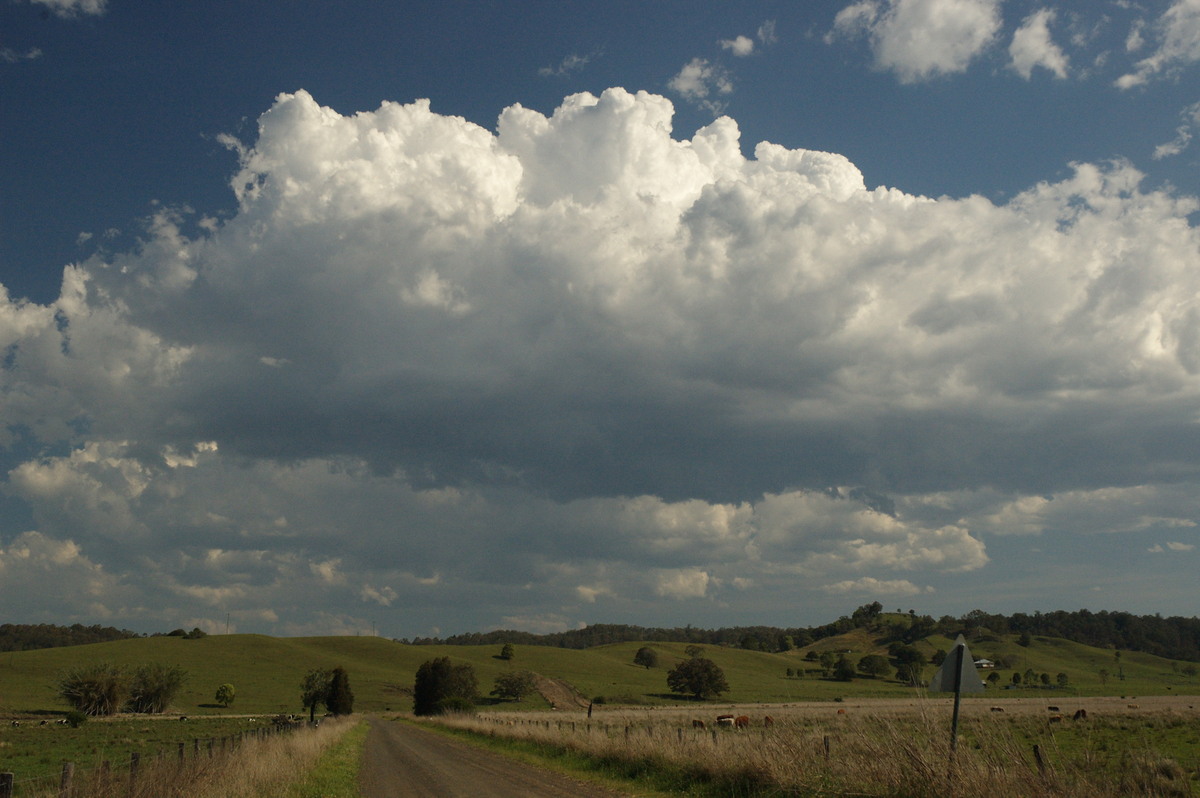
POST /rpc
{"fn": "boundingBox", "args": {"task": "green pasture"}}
[0,715,262,785]
[0,631,1196,722]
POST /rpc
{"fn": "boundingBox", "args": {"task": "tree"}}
[127,663,186,714]
[215,683,235,707]
[833,656,856,682]
[491,670,537,702]
[1039,672,1051,686]
[684,645,705,659]
[666,657,729,700]
[499,643,514,660]
[413,657,479,716]
[1056,672,1069,688]
[633,646,659,669]
[1098,668,1110,685]
[325,667,354,715]
[59,663,128,716]
[819,651,837,677]
[858,654,891,679]
[301,668,333,722]
[1012,671,1022,686]
[987,671,1001,686]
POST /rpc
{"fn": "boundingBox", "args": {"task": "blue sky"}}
[1,0,1199,638]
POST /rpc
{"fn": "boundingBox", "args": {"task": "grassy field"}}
[1,631,1197,720]
[435,701,1200,797]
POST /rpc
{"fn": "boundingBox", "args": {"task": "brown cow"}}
[734,715,750,730]
[1072,709,1088,720]
[990,706,1005,712]
[716,715,735,728]
[692,719,706,730]
[763,715,774,727]
[1048,714,1064,723]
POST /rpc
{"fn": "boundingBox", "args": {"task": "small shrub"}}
[59,662,128,716]
[64,709,87,728]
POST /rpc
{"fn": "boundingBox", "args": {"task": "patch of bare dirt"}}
[533,674,592,710]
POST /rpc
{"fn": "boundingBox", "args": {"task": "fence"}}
[0,720,306,798]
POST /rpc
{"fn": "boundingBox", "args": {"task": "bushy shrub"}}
[59,663,128,716]
[413,657,478,716]
[326,666,354,715]
[128,663,187,713]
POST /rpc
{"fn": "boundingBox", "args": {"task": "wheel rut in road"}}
[359,716,627,797]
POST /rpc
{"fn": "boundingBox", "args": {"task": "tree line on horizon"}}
[404,605,1200,663]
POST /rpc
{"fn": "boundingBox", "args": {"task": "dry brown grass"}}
[433,703,1200,797]
[15,718,355,798]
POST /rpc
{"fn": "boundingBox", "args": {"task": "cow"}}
[1127,704,1139,709]
[836,708,847,715]
[1048,715,1064,723]
[733,715,750,730]
[990,706,1005,712]
[691,719,706,730]
[1047,706,1059,712]
[716,715,735,728]
[1072,709,1088,721]
[179,715,189,721]
[9,720,19,727]
[763,715,774,728]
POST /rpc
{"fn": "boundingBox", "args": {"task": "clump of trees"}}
[58,662,187,716]
[413,657,478,715]
[666,647,729,700]
[498,643,515,660]
[300,666,354,721]
[491,670,537,702]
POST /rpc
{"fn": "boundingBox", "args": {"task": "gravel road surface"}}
[359,716,626,797]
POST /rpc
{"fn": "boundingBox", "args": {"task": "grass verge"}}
[281,718,368,798]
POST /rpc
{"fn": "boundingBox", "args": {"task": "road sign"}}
[928,635,984,694]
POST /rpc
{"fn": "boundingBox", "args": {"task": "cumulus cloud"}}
[668,58,733,113]
[1148,541,1196,552]
[720,36,756,57]
[28,0,105,17]
[3,87,1200,633]
[1,47,42,63]
[1117,0,1200,88]
[829,0,1001,83]
[1009,9,1069,79]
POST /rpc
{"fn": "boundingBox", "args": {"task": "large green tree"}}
[490,670,537,702]
[666,657,729,700]
[413,657,479,715]
[301,668,333,722]
[326,666,354,716]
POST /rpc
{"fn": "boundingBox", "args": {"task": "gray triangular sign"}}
[928,634,985,693]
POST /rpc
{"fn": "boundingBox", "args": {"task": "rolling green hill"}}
[1,630,1196,717]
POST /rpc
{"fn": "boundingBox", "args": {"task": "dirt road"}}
[358,716,626,797]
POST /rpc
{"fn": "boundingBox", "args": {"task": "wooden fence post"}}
[129,752,140,789]
[59,761,74,797]
[0,772,13,798]
[1033,744,1046,775]
[824,735,831,761]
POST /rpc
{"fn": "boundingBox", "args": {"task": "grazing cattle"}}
[733,715,750,730]
[763,715,774,727]
[1047,706,1059,712]
[1127,704,1139,709]
[179,715,189,721]
[55,718,68,725]
[39,720,47,726]
[9,720,19,727]
[1072,709,1088,721]
[836,709,846,715]
[716,717,734,728]
[1048,715,1064,723]
[692,719,706,730]
[990,706,1005,712]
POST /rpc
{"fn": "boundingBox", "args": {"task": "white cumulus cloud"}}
[830,0,1002,83]
[1009,9,1069,79]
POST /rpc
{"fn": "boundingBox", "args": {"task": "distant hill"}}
[0,623,140,652]
[408,605,1200,663]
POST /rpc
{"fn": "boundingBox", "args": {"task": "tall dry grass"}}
[433,706,1197,797]
[15,718,355,798]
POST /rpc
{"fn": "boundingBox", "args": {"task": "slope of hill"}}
[0,631,1196,717]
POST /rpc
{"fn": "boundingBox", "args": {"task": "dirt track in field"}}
[358,716,626,798]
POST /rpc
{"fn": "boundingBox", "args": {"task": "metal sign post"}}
[928,634,984,753]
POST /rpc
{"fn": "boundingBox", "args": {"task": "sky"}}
[1,0,1199,639]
